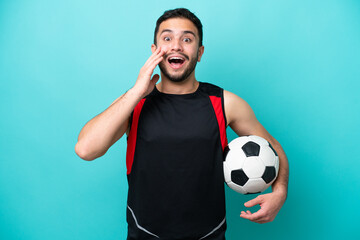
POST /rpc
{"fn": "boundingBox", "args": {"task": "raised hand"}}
[133,47,166,98]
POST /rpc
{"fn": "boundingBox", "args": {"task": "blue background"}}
[1,0,359,239]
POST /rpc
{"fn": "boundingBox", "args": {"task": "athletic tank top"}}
[126,82,228,240]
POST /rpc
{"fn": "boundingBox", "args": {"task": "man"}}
[75,8,288,240]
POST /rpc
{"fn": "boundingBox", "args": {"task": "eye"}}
[183,38,192,43]
[164,37,171,41]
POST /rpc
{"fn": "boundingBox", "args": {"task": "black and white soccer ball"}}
[223,135,279,194]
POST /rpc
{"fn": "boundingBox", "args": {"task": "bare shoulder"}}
[223,89,256,127]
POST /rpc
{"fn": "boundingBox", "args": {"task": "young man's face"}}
[152,18,204,82]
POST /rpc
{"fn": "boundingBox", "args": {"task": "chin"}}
[159,62,196,83]
[163,71,192,83]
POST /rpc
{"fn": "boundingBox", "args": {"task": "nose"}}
[170,38,183,52]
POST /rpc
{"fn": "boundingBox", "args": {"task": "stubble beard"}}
[159,52,199,83]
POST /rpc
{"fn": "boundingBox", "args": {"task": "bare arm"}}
[224,90,289,223]
[75,47,165,160]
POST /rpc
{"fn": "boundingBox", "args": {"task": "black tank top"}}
[126,82,228,240]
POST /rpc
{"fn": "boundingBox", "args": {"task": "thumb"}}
[244,196,262,208]
[150,74,160,85]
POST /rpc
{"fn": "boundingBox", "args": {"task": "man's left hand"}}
[240,191,286,224]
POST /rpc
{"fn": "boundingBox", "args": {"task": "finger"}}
[240,210,268,224]
[154,47,165,57]
[152,49,166,62]
[144,47,163,66]
[151,48,166,62]
[141,55,163,77]
[147,56,163,72]
[240,211,247,216]
[240,210,252,216]
[247,217,267,224]
[145,50,165,69]
[251,217,268,224]
[240,211,251,217]
[244,196,262,208]
[244,208,266,221]
[150,74,160,85]
[240,211,261,220]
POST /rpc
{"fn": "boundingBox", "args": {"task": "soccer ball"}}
[223,135,279,194]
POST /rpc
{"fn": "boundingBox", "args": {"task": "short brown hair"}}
[154,8,203,47]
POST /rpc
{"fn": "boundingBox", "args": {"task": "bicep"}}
[224,90,287,182]
[224,90,275,142]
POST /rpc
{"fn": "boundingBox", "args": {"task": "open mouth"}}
[167,56,186,69]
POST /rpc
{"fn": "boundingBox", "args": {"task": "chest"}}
[137,95,219,145]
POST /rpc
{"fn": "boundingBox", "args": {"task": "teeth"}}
[169,57,184,60]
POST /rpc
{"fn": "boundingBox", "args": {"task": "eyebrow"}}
[160,29,196,38]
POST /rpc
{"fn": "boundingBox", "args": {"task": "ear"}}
[151,44,157,53]
[197,45,205,62]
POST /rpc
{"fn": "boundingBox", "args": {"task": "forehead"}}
[157,18,199,37]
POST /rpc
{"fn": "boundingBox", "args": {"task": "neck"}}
[157,72,199,94]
